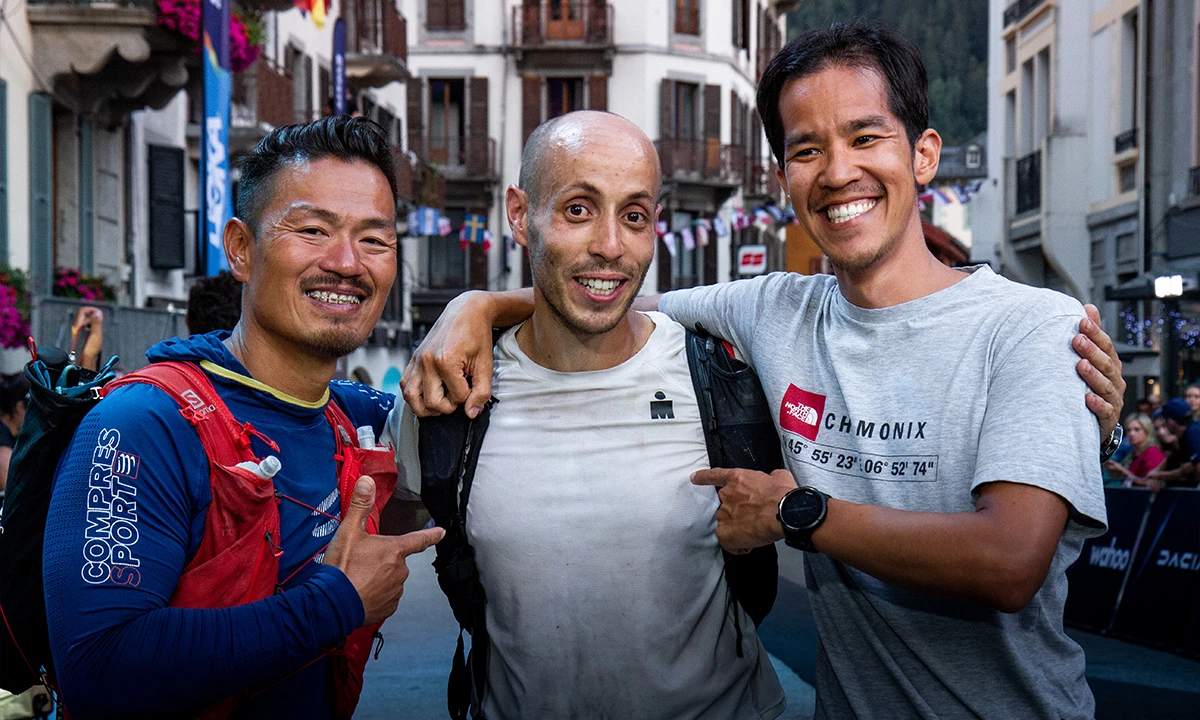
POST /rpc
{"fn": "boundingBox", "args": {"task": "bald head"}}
[519,111,661,214]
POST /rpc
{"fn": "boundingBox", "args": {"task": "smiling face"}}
[228,157,397,360]
[777,64,939,274]
[510,116,659,337]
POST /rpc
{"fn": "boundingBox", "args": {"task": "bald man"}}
[388,112,786,719]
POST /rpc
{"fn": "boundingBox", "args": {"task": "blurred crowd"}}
[1104,389,1200,491]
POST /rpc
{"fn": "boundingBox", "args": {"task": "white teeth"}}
[826,199,878,224]
[307,290,361,305]
[578,278,620,296]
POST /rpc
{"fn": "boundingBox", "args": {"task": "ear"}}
[506,185,531,249]
[775,163,788,202]
[224,217,254,283]
[912,129,942,186]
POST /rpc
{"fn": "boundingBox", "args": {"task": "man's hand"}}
[402,292,500,418]
[1075,304,1125,439]
[323,476,445,626]
[72,306,105,371]
[690,468,798,553]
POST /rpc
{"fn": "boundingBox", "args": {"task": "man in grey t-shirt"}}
[399,23,1126,720]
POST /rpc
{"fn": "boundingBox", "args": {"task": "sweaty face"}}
[778,65,931,273]
[525,129,658,336]
[242,158,396,359]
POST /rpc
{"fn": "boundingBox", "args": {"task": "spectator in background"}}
[185,270,242,335]
[1136,397,1155,416]
[1104,412,1166,490]
[1186,384,1200,419]
[1149,398,1200,488]
[71,306,105,371]
[0,372,29,492]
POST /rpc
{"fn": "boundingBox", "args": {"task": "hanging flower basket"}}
[157,0,263,73]
[53,267,117,305]
[0,265,31,350]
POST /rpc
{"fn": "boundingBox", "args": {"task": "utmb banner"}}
[202,0,232,275]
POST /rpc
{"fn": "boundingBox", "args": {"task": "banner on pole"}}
[202,0,232,276]
[333,19,347,115]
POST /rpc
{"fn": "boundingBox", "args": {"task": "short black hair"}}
[236,115,398,236]
[757,20,929,167]
[187,270,243,335]
[0,372,29,416]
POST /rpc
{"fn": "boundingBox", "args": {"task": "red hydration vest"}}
[103,361,398,719]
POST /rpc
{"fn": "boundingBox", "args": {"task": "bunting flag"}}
[437,216,453,236]
[917,189,934,212]
[731,208,751,231]
[713,216,729,238]
[765,205,785,223]
[661,232,677,257]
[680,227,695,251]
[753,208,773,228]
[655,220,668,238]
[294,0,327,29]
[409,207,441,236]
[459,213,490,251]
[693,218,712,231]
[695,224,709,247]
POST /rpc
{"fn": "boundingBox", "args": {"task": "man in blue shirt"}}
[1157,398,1200,487]
[43,116,443,718]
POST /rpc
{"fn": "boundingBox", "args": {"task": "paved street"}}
[359,543,1200,719]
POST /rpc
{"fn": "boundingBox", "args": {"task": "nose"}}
[319,233,366,278]
[588,211,625,262]
[819,143,863,190]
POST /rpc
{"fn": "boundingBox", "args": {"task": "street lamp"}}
[1155,275,1184,298]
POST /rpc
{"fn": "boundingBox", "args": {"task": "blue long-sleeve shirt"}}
[43,332,395,718]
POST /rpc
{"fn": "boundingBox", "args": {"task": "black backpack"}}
[0,345,119,695]
[418,326,784,720]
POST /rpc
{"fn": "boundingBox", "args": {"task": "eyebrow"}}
[784,115,895,151]
[556,183,656,205]
[284,203,395,233]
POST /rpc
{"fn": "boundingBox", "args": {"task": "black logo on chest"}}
[650,391,674,420]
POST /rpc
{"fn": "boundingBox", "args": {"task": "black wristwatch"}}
[777,486,829,552]
[1100,423,1123,463]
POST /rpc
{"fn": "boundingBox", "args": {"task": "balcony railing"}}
[656,138,745,185]
[354,0,407,62]
[1016,149,1042,215]
[1114,128,1137,154]
[512,2,611,46]
[1003,0,1046,27]
[31,297,187,374]
[426,135,497,180]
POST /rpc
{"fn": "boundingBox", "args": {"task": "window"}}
[1118,162,1136,194]
[377,106,397,144]
[675,0,699,35]
[1120,10,1139,135]
[149,145,186,270]
[1116,231,1137,263]
[0,79,7,260]
[319,65,331,115]
[427,209,466,288]
[731,0,749,49]
[670,211,703,289]
[546,78,583,119]
[966,145,981,169]
[286,46,313,124]
[427,0,465,31]
[428,79,465,165]
[674,82,698,140]
[1090,238,1106,272]
[1005,37,1016,74]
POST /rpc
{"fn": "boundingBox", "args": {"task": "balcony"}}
[426,136,498,180]
[1003,0,1047,28]
[1016,149,1042,215]
[1114,128,1137,154]
[346,0,409,89]
[656,139,743,186]
[28,0,191,125]
[743,160,782,203]
[511,2,613,73]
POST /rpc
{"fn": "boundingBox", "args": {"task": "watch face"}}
[781,488,825,530]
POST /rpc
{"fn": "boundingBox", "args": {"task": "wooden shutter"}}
[703,84,721,176]
[0,79,7,261]
[426,0,446,30]
[659,79,673,139]
[29,92,52,296]
[588,75,607,112]
[78,118,94,274]
[522,75,542,144]
[703,229,717,285]
[446,0,465,31]
[149,145,186,270]
[468,77,489,175]
[468,210,488,289]
[657,241,672,292]
[407,78,424,157]
[587,0,607,43]
[523,0,541,44]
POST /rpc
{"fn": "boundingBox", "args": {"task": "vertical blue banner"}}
[333,19,347,115]
[202,0,232,275]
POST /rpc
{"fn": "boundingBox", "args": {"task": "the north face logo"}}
[650,391,674,419]
[779,384,825,441]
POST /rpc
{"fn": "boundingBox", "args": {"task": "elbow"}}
[975,552,1051,614]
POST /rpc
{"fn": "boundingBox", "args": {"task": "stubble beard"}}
[527,222,649,337]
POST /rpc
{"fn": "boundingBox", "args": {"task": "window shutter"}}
[29,92,53,296]
[447,0,465,30]
[586,0,607,43]
[468,77,489,175]
[426,0,446,30]
[522,75,542,144]
[703,230,716,285]
[587,75,607,112]
[78,118,94,274]
[659,79,673,140]
[149,145,186,270]
[703,84,721,176]
[407,78,424,157]
[0,79,7,261]
[657,241,672,292]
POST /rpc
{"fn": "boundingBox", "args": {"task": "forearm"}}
[461,288,535,327]
[812,489,1062,613]
[632,293,662,312]
[53,565,363,716]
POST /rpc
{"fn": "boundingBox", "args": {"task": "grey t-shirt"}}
[660,266,1107,720]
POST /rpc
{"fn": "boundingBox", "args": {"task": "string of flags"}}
[656,204,798,257]
[406,207,493,252]
[918,180,984,211]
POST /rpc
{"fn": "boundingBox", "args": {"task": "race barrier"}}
[1065,487,1200,657]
